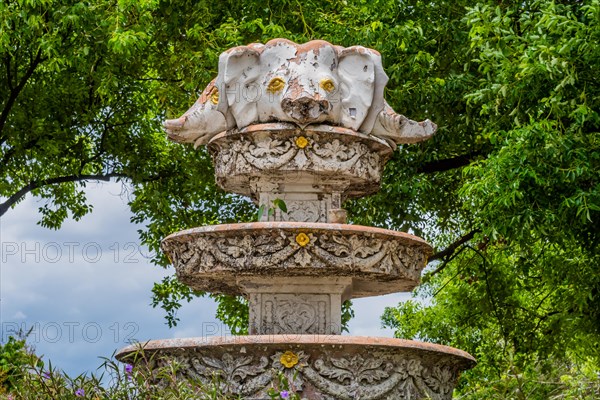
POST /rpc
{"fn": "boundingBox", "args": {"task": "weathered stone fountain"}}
[117,39,475,399]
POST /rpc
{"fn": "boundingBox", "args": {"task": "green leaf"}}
[273,198,288,213]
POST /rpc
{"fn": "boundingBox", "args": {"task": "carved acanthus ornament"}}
[208,124,392,199]
[153,347,464,400]
[161,222,431,297]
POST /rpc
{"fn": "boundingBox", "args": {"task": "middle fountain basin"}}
[162,222,432,334]
[162,222,432,298]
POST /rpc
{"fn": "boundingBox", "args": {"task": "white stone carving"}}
[165,352,271,397]
[161,222,431,299]
[208,123,391,201]
[119,38,474,399]
[284,200,323,222]
[142,343,468,400]
[244,277,351,335]
[163,39,436,148]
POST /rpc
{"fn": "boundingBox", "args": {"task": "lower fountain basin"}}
[161,222,433,298]
[116,335,475,400]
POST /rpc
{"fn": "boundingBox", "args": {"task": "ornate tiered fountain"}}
[117,39,475,399]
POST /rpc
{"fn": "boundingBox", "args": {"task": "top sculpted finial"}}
[164,39,436,148]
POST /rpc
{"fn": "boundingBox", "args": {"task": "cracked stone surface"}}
[208,123,393,208]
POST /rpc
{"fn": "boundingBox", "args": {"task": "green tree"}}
[377,1,600,397]
[0,0,255,325]
[2,1,599,397]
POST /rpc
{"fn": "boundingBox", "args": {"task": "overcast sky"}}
[0,181,407,377]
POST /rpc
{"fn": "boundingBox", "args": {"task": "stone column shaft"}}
[240,277,352,335]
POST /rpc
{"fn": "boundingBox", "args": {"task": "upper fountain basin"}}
[207,123,393,201]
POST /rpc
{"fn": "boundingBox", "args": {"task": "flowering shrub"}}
[0,339,236,400]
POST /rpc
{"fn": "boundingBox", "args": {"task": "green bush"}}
[0,336,40,394]
[3,349,230,399]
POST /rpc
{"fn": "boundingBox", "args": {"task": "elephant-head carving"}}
[164,39,436,148]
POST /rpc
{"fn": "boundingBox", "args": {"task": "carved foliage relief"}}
[209,131,387,186]
[252,294,330,334]
[162,229,429,293]
[159,349,461,400]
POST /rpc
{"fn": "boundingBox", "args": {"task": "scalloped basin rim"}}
[209,122,392,149]
[116,335,476,365]
[163,221,432,250]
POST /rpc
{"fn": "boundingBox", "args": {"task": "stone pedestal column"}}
[241,277,352,335]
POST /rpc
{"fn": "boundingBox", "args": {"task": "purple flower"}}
[125,364,133,374]
[280,390,290,399]
[42,371,51,380]
[75,388,85,397]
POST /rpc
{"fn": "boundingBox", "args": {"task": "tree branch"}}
[425,229,480,279]
[0,169,175,217]
[417,151,483,174]
[0,50,46,146]
[4,55,13,90]
[0,173,127,217]
[429,229,480,262]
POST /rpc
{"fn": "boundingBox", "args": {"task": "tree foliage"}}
[2,0,599,396]
[377,1,600,397]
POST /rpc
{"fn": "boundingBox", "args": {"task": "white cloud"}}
[12,311,27,320]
